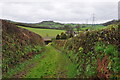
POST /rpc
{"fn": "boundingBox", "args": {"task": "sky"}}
[0,0,119,24]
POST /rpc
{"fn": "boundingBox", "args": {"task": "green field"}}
[80,25,107,31]
[18,25,107,39]
[18,26,65,39]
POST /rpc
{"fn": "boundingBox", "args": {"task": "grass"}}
[81,25,107,31]
[35,24,64,28]
[18,26,65,39]
[3,51,45,78]
[3,44,78,78]
[24,45,72,78]
[18,25,107,39]
[67,63,77,78]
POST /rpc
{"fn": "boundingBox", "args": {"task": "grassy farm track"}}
[10,45,76,78]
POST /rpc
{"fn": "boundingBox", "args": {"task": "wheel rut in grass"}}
[12,45,75,78]
[13,55,46,78]
[23,45,72,78]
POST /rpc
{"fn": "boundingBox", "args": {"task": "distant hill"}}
[102,20,120,26]
[2,19,45,75]
[6,20,80,30]
[35,21,64,28]
[5,19,107,31]
[8,20,65,30]
[33,21,66,30]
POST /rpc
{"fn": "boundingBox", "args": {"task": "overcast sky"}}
[0,0,119,24]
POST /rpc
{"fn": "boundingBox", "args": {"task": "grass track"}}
[24,45,74,78]
[3,51,45,78]
[4,45,77,78]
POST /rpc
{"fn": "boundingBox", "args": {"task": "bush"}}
[60,32,67,39]
[95,42,120,74]
[85,64,97,77]
[56,34,60,40]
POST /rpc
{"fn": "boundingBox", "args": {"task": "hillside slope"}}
[10,20,65,29]
[102,20,120,26]
[35,21,64,28]
[53,25,120,79]
[2,20,45,75]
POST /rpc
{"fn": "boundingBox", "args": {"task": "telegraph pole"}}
[118,1,120,20]
[86,19,88,27]
[92,13,95,27]
[86,19,88,24]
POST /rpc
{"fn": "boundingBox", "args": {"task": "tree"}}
[69,33,74,38]
[56,34,60,40]
[76,25,81,33]
[60,32,67,39]
[64,25,70,31]
[64,25,74,38]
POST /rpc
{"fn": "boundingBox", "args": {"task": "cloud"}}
[0,0,119,2]
[0,1,118,23]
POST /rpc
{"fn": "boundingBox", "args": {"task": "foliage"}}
[60,32,67,39]
[95,42,120,74]
[56,32,68,40]
[56,34,60,40]
[54,24,119,78]
[61,46,98,78]
[95,42,106,53]
[3,53,44,78]
[75,25,81,33]
[85,64,97,77]
[2,20,44,76]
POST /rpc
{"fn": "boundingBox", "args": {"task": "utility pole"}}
[86,19,88,27]
[118,1,120,20]
[86,19,88,24]
[92,13,95,27]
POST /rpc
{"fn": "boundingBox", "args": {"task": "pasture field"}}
[18,26,65,39]
[81,25,107,31]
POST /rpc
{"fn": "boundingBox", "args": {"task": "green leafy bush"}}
[95,42,120,74]
[85,64,97,77]
[95,42,106,53]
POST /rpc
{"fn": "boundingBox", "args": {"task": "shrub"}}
[56,34,60,40]
[95,42,120,74]
[85,64,97,77]
[60,32,67,39]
